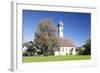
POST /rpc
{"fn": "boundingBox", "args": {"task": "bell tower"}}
[58,20,64,38]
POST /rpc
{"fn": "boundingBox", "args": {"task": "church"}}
[54,20,76,56]
[23,20,77,56]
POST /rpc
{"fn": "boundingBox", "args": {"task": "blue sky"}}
[23,10,91,47]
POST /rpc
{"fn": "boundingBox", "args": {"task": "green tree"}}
[34,18,57,56]
[24,41,37,56]
[78,47,85,55]
[82,38,91,55]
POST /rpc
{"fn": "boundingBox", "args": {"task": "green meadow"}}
[23,55,91,63]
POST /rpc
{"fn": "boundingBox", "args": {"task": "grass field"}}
[23,55,91,63]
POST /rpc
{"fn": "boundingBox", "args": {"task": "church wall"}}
[72,48,76,55]
[54,51,60,56]
[59,47,66,55]
[59,47,76,55]
[54,47,76,56]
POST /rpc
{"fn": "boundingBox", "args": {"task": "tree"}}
[34,18,57,56]
[82,38,91,55]
[78,47,85,55]
[23,41,37,56]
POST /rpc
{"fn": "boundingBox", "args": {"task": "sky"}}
[23,10,91,47]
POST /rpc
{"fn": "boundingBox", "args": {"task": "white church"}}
[54,20,76,56]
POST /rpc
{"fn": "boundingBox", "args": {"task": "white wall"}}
[60,47,67,55]
[0,0,100,73]
[60,47,75,55]
[72,48,76,55]
[55,51,59,56]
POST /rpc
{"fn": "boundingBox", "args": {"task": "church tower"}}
[58,20,64,38]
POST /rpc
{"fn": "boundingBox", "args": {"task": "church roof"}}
[57,37,75,47]
[54,37,75,51]
[58,20,63,27]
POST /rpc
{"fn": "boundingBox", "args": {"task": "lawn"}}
[23,55,91,63]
